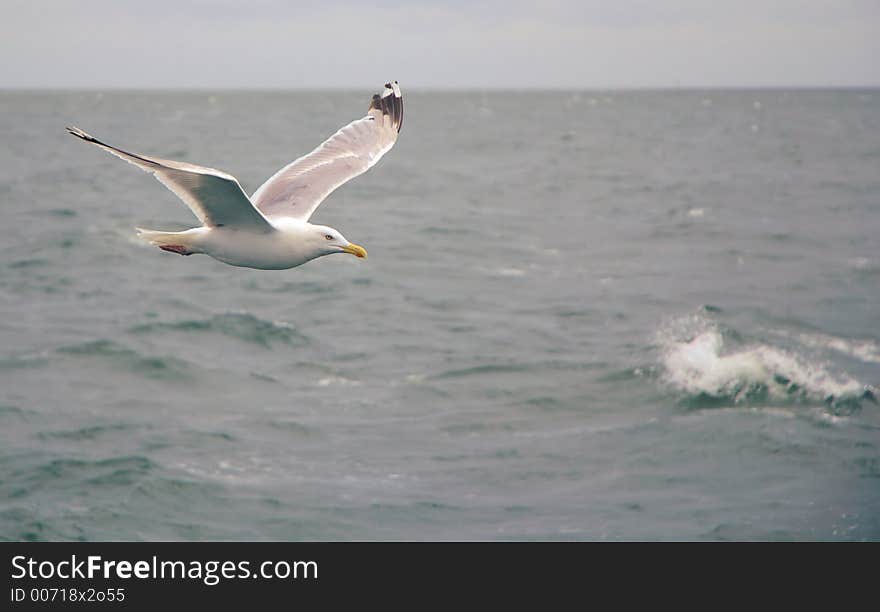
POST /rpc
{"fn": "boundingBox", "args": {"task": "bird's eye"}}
[324,234,334,240]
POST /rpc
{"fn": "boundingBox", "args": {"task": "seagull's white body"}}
[138,218,343,270]
[68,81,403,270]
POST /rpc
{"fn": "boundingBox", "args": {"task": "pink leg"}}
[159,244,192,256]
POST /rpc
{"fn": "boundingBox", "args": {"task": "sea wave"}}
[656,312,875,412]
[779,331,880,365]
[128,312,309,348]
[56,339,191,380]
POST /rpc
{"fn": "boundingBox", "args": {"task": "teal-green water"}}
[1,90,878,540]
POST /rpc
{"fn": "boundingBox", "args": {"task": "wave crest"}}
[657,313,875,412]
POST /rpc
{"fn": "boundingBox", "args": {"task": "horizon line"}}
[2,85,879,93]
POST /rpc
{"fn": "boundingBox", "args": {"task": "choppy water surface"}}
[0,90,878,540]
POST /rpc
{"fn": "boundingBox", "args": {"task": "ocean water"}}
[0,89,878,541]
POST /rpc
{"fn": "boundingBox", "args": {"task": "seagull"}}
[67,81,403,270]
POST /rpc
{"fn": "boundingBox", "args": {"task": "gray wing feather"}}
[251,81,403,221]
[66,127,273,232]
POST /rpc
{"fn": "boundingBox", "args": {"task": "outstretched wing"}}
[66,127,274,232]
[251,81,403,221]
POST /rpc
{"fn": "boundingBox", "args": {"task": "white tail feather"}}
[136,228,202,256]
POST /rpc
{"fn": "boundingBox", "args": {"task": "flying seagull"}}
[67,81,403,270]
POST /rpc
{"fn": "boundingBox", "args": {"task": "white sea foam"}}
[495,267,526,277]
[787,331,880,364]
[658,314,869,406]
[316,376,361,387]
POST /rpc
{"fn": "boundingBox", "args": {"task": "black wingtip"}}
[66,126,97,143]
[369,81,403,133]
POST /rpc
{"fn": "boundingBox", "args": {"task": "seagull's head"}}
[311,225,367,259]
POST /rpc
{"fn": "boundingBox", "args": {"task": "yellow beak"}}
[341,243,368,259]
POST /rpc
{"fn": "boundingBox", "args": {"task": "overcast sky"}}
[1,0,878,89]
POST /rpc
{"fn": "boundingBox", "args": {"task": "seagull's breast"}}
[198,224,317,270]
